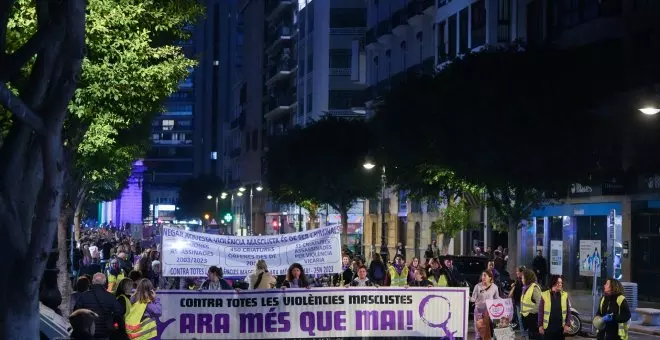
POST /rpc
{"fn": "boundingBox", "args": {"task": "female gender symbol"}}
[418,294,457,340]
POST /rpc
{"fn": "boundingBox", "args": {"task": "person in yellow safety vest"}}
[596,278,631,340]
[126,278,162,340]
[426,258,449,287]
[538,275,572,340]
[114,278,135,339]
[520,268,542,339]
[107,258,126,293]
[387,255,409,286]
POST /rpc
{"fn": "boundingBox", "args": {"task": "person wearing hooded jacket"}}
[596,278,631,340]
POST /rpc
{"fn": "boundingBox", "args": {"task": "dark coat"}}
[73,285,125,338]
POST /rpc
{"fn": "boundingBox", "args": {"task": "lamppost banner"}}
[162,225,343,277]
[153,287,470,339]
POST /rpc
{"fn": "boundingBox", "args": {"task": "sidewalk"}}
[571,290,660,336]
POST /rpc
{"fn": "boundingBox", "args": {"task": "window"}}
[411,200,422,213]
[328,90,362,109]
[329,49,352,68]
[459,8,469,53]
[372,222,377,247]
[329,8,366,28]
[414,222,422,258]
[211,151,217,160]
[306,93,313,113]
[383,198,390,214]
[162,120,174,131]
[471,0,486,47]
[497,0,512,43]
[437,21,447,60]
[165,103,193,115]
[448,14,457,58]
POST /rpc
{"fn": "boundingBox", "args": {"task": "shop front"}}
[523,202,622,289]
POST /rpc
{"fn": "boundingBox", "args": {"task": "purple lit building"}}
[98,160,147,227]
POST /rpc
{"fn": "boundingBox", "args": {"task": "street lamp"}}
[639,106,660,115]
[239,187,246,192]
[206,194,213,200]
[363,161,389,263]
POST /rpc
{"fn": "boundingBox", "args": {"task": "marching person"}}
[348,265,375,287]
[281,263,311,289]
[386,255,409,287]
[596,278,631,340]
[200,266,232,290]
[520,268,542,339]
[426,258,449,287]
[538,275,572,340]
[470,270,499,340]
[246,259,277,289]
[106,259,126,293]
[125,279,162,340]
[407,268,433,287]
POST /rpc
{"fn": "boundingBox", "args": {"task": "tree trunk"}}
[340,209,349,246]
[57,210,72,318]
[73,193,85,241]
[507,217,518,275]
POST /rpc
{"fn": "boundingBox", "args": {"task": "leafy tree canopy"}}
[176,175,225,220]
[266,117,380,234]
[7,0,202,210]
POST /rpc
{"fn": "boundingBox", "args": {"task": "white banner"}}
[162,225,342,277]
[154,287,470,339]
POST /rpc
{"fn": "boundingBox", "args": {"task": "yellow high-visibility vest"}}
[388,265,409,287]
[107,271,125,293]
[599,295,629,340]
[541,290,568,329]
[125,301,157,340]
[428,273,448,287]
[521,283,541,316]
[118,295,131,318]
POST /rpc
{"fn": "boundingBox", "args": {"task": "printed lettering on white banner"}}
[162,225,342,277]
[152,287,469,339]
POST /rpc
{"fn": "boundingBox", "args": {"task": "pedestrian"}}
[368,253,387,286]
[348,265,375,287]
[520,269,542,339]
[386,255,409,287]
[112,278,133,340]
[69,309,99,340]
[471,270,499,340]
[538,275,572,340]
[200,266,233,290]
[73,273,125,339]
[281,263,311,289]
[245,259,277,289]
[508,266,525,330]
[532,250,548,287]
[408,268,433,287]
[126,279,162,340]
[596,278,631,340]
[426,258,449,287]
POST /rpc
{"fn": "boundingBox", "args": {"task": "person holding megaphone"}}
[593,279,631,340]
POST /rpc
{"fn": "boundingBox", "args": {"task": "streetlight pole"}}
[379,166,389,264]
[249,188,253,236]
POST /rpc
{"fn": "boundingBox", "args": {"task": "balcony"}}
[266,0,293,22]
[264,94,297,120]
[391,9,410,37]
[265,57,297,86]
[376,20,393,44]
[365,27,380,48]
[407,0,435,27]
[266,25,293,55]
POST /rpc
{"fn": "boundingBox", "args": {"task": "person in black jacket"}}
[596,279,631,340]
[74,273,125,339]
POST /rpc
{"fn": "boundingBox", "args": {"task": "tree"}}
[266,117,380,242]
[374,42,631,271]
[0,0,86,336]
[176,175,225,220]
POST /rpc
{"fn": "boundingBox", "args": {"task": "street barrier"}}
[154,287,470,339]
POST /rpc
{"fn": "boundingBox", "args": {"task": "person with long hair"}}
[408,268,433,287]
[387,255,409,287]
[521,268,542,339]
[426,258,449,287]
[470,270,499,340]
[368,253,387,286]
[246,259,277,289]
[596,278,631,340]
[407,257,420,284]
[538,275,572,340]
[281,263,311,289]
[126,279,162,340]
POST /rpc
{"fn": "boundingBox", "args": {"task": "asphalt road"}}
[573,333,660,339]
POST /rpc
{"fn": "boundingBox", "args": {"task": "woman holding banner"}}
[246,259,277,289]
[471,270,499,340]
[282,263,311,289]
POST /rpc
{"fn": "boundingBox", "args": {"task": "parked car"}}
[40,302,71,339]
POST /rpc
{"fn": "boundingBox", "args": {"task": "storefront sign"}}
[550,240,563,275]
[162,225,342,277]
[155,288,469,339]
[579,240,601,277]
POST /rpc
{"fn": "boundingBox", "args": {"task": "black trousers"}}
[523,314,540,339]
[543,328,565,340]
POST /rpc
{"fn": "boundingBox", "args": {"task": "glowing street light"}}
[639,106,660,115]
[237,192,244,197]
[206,195,213,200]
[239,187,246,192]
[363,161,376,170]
[204,214,210,220]
[256,186,263,192]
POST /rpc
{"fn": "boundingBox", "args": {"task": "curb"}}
[582,321,660,336]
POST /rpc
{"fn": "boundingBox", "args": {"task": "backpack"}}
[373,264,384,280]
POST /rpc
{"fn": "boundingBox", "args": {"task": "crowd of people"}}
[53,227,631,340]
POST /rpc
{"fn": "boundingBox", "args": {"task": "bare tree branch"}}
[0,84,45,134]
